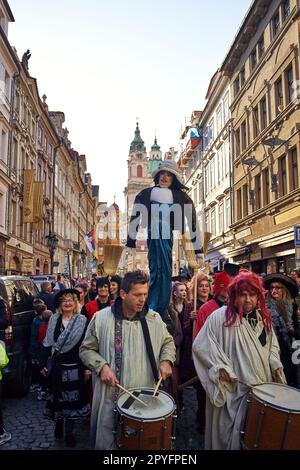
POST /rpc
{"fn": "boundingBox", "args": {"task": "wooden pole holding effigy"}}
[182,231,212,339]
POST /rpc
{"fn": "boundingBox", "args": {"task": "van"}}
[0,276,38,396]
[30,275,57,292]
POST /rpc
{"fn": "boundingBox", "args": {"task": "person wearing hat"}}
[194,271,232,338]
[263,273,299,387]
[193,271,284,450]
[126,160,203,321]
[81,277,112,323]
[40,289,90,447]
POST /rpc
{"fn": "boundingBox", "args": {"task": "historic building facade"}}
[222,0,300,273]
[0,0,17,274]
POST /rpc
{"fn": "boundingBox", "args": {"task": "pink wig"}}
[225,271,272,333]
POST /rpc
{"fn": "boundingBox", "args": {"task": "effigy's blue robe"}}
[147,202,173,319]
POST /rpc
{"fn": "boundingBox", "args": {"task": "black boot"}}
[54,419,64,439]
[65,433,77,447]
[65,419,76,447]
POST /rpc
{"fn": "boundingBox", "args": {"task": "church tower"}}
[125,122,152,212]
[123,122,152,272]
[148,136,163,174]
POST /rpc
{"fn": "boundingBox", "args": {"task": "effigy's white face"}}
[158,171,173,188]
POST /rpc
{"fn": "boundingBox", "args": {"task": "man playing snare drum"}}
[80,270,176,450]
[192,271,285,450]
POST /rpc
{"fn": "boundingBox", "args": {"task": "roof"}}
[220,0,272,73]
[130,122,146,152]
[2,0,14,22]
[151,136,161,152]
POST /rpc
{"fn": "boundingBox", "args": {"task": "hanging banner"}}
[84,229,96,253]
[32,181,44,230]
[23,169,35,223]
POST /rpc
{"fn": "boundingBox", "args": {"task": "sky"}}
[8,0,251,210]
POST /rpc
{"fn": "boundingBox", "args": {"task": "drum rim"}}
[116,387,176,421]
[251,382,300,413]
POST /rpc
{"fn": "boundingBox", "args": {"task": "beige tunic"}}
[192,306,284,450]
[79,307,176,450]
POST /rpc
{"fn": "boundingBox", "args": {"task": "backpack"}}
[0,342,9,381]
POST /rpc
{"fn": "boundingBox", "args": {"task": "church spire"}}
[130,121,146,152]
[151,135,161,152]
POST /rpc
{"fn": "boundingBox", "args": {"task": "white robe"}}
[79,307,176,450]
[192,306,284,450]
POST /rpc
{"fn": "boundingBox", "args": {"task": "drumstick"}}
[152,377,163,397]
[237,380,275,398]
[116,384,148,407]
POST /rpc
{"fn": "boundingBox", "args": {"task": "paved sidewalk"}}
[1,387,204,450]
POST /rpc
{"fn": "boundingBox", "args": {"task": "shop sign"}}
[294,225,300,247]
[22,258,34,272]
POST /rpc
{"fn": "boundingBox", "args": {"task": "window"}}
[285,66,293,104]
[237,189,242,220]
[279,155,287,196]
[234,77,240,97]
[258,35,265,59]
[240,67,246,87]
[223,93,229,122]
[275,77,283,114]
[226,197,231,229]
[255,174,262,210]
[241,121,247,151]
[219,202,224,234]
[38,126,42,144]
[250,48,257,71]
[235,128,240,158]
[253,105,259,139]
[211,207,216,236]
[216,105,222,133]
[137,165,143,178]
[193,187,197,205]
[272,11,280,38]
[208,119,214,143]
[290,148,299,190]
[224,144,230,176]
[13,138,18,170]
[243,184,248,217]
[210,160,214,190]
[260,97,267,130]
[205,213,210,233]
[4,70,10,99]
[204,167,208,196]
[282,0,290,21]
[0,130,8,163]
[263,168,270,205]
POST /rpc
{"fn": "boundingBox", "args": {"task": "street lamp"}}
[80,249,86,277]
[46,231,59,274]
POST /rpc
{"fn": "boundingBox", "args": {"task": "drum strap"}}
[141,317,159,382]
[113,317,123,403]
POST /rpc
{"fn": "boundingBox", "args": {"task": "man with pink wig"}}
[192,271,285,450]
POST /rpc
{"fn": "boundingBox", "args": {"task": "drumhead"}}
[116,387,175,421]
[252,383,300,411]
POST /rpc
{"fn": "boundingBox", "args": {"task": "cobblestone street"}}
[1,388,204,451]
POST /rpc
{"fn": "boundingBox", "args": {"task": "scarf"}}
[43,313,87,354]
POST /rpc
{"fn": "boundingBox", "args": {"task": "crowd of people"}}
[0,265,300,449]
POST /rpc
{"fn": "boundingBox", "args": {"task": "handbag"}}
[45,315,79,374]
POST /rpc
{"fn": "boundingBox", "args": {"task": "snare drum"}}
[242,383,300,450]
[116,387,176,450]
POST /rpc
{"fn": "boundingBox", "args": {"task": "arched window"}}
[137,165,143,178]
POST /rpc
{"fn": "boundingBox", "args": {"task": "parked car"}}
[0,276,38,396]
